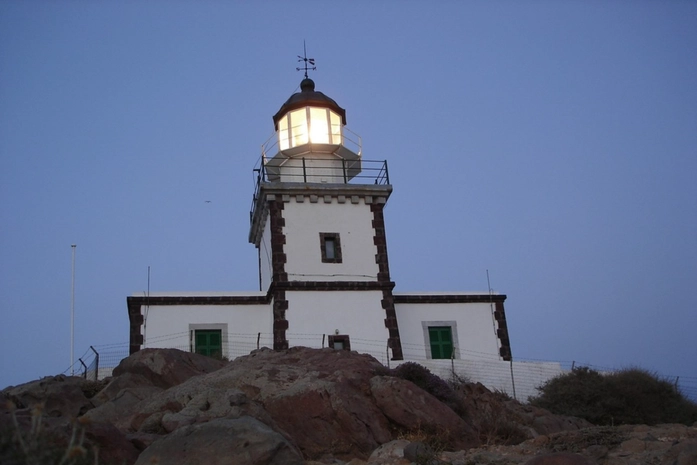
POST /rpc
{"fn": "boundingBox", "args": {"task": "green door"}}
[195,329,222,358]
[428,326,453,359]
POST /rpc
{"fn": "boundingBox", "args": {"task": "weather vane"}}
[296,41,316,79]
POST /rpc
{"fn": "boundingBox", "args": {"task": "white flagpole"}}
[71,244,76,376]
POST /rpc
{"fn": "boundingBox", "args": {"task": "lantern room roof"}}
[272,78,347,130]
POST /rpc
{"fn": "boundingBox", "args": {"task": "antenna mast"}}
[70,244,76,376]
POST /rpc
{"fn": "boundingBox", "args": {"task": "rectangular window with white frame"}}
[189,323,228,360]
[421,321,460,360]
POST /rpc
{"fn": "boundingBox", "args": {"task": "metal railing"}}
[250,158,390,225]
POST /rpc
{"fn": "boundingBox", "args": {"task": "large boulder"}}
[524,452,597,465]
[370,376,478,450]
[126,347,479,460]
[111,348,227,390]
[128,385,276,435]
[1,375,99,418]
[82,384,163,430]
[134,416,304,465]
[83,349,227,432]
[83,421,141,465]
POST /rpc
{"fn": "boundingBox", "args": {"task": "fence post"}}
[78,359,87,379]
[257,332,261,350]
[342,159,347,184]
[451,349,455,377]
[89,346,99,381]
[674,376,680,393]
[322,334,325,348]
[302,158,307,183]
[509,359,517,401]
[386,343,390,369]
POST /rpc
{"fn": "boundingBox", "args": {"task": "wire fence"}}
[65,333,697,404]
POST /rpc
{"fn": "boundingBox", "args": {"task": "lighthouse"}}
[128,63,514,382]
[248,76,404,359]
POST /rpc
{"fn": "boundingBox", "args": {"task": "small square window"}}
[328,335,350,351]
[319,233,342,263]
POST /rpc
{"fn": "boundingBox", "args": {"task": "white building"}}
[127,76,513,371]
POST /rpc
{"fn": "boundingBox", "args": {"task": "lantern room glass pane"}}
[309,107,329,144]
[279,115,290,151]
[290,108,308,147]
[329,111,341,144]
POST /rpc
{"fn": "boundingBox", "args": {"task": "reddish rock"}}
[116,347,480,460]
[112,348,226,390]
[91,372,157,406]
[370,376,479,450]
[134,416,303,465]
[1,375,97,418]
[524,452,596,465]
[83,385,163,430]
[368,439,410,461]
[83,421,140,465]
[211,347,479,459]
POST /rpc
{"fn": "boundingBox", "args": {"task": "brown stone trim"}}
[269,200,287,283]
[371,203,390,282]
[393,294,507,304]
[271,281,394,292]
[494,300,512,361]
[127,298,144,355]
[370,202,403,360]
[128,295,269,306]
[268,200,289,350]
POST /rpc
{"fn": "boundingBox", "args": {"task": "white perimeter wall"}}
[393,358,564,403]
[143,303,272,358]
[282,199,379,282]
[395,301,501,360]
[285,290,391,364]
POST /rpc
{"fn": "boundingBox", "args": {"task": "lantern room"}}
[263,78,362,183]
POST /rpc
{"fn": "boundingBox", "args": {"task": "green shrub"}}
[391,362,461,413]
[530,366,697,426]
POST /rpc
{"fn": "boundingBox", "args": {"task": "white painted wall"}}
[285,290,391,364]
[395,300,501,360]
[282,198,379,282]
[143,300,272,358]
[278,154,346,184]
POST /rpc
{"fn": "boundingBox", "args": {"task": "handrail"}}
[250,159,390,227]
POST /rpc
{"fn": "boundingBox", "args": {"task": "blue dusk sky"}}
[1,2,696,394]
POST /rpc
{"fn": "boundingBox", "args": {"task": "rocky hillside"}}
[1,347,695,465]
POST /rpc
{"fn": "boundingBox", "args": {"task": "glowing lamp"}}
[266,78,361,183]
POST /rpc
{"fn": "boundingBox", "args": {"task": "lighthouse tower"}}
[249,76,403,360]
